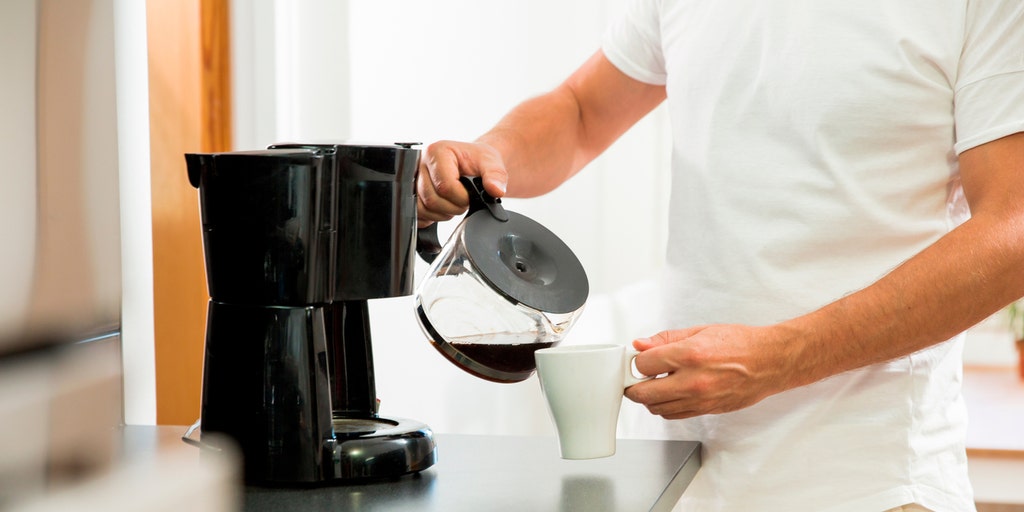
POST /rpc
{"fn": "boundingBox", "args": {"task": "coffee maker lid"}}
[186,149,322,188]
[462,187,589,315]
[269,141,420,157]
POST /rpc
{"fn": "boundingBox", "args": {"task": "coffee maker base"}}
[328,416,437,481]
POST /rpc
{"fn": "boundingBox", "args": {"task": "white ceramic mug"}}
[534,344,652,459]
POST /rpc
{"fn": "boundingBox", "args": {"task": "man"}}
[417,2,1024,510]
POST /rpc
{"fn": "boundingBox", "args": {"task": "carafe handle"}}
[416,223,444,264]
[461,176,509,222]
[415,176,509,264]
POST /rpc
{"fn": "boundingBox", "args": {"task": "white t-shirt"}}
[602,1,1024,511]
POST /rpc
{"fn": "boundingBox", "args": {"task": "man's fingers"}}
[631,326,707,376]
[416,140,510,225]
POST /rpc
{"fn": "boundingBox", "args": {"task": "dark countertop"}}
[121,426,700,512]
[244,435,700,512]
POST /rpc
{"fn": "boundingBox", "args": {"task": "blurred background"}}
[1,0,1020,510]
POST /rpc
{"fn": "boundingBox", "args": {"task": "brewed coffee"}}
[450,340,555,374]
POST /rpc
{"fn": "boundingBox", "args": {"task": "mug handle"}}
[623,348,654,388]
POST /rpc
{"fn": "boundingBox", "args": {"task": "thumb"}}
[471,142,509,198]
[479,166,508,199]
[483,176,507,198]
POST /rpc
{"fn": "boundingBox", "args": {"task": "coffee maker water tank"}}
[268,143,419,301]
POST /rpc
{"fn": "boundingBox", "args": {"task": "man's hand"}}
[624,324,796,419]
[416,140,508,227]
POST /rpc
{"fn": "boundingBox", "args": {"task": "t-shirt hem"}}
[600,42,667,86]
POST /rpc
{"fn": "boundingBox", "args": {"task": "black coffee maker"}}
[185,143,436,485]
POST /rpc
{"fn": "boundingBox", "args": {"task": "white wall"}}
[346,0,671,296]
[232,0,352,147]
[114,0,156,426]
[345,0,671,437]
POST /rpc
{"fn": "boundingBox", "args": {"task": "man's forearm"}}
[476,87,587,198]
[475,50,667,198]
[778,210,1024,388]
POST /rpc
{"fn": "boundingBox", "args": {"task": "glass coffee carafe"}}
[415,177,589,383]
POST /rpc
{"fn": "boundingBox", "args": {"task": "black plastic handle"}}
[415,177,508,264]
[416,223,443,264]
[461,176,509,222]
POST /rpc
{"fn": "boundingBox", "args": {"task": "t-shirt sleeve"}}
[953,0,1024,154]
[601,0,668,86]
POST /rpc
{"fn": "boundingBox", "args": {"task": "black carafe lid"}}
[459,177,589,314]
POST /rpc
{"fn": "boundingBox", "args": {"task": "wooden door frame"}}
[147,0,231,425]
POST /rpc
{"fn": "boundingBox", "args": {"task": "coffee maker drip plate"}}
[328,416,437,480]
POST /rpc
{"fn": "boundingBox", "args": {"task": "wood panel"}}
[147,0,231,425]
[200,0,232,153]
